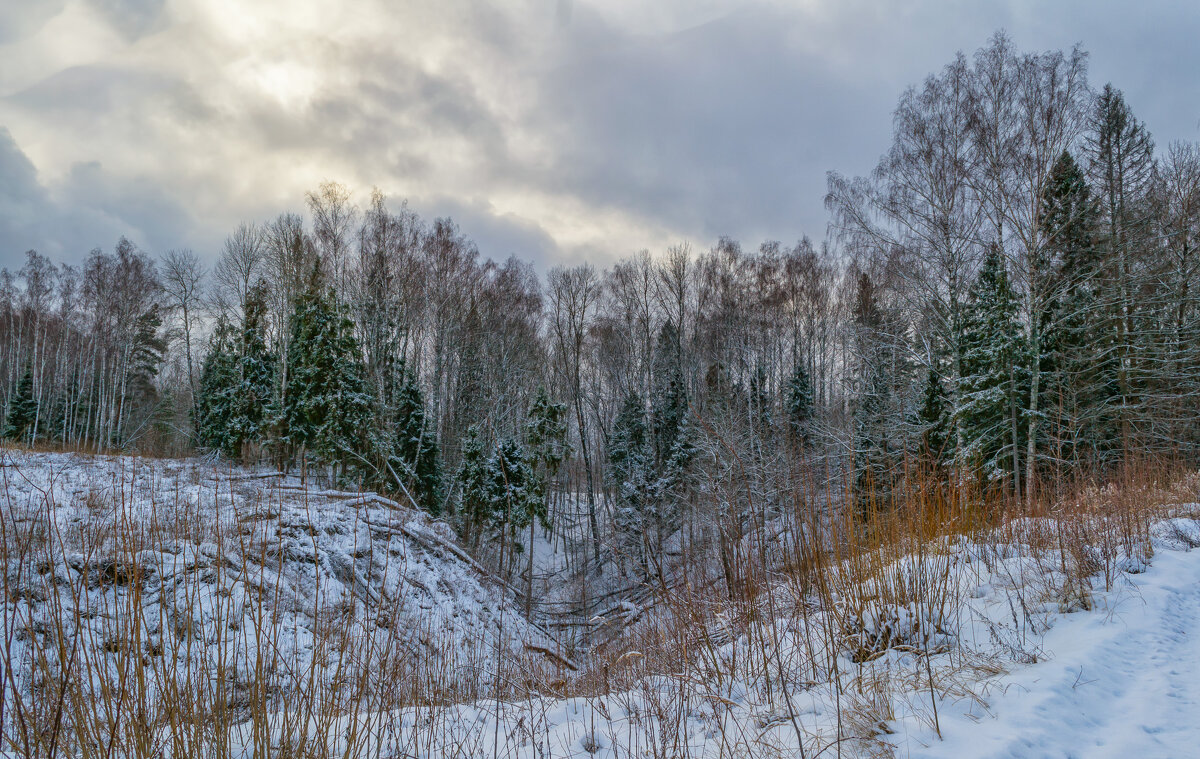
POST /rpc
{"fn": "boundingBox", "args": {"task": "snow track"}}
[921,546,1200,759]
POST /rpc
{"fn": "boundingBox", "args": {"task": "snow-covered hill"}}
[0,450,570,722]
[4,449,1199,758]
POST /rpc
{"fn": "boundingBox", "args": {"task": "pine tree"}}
[912,365,951,475]
[456,425,491,549]
[1088,85,1156,455]
[1039,150,1111,467]
[525,385,570,502]
[648,321,696,560]
[786,362,815,446]
[281,261,373,480]
[375,359,442,514]
[608,391,653,572]
[850,272,903,515]
[958,248,1029,492]
[231,282,276,462]
[651,321,688,464]
[195,319,240,456]
[483,437,541,577]
[853,358,895,514]
[2,368,37,443]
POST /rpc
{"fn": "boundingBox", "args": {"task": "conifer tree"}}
[525,385,569,502]
[1039,150,1111,466]
[958,248,1029,492]
[850,272,902,514]
[651,321,688,464]
[786,362,815,446]
[375,359,442,513]
[2,368,37,443]
[912,365,951,475]
[1087,85,1156,454]
[195,319,240,455]
[231,282,276,461]
[483,437,541,577]
[456,425,491,549]
[608,391,653,572]
[281,261,372,480]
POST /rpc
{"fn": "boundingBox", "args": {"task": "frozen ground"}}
[3,449,1200,757]
[919,520,1200,759]
[0,449,568,712]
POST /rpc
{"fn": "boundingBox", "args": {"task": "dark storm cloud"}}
[1,0,1199,271]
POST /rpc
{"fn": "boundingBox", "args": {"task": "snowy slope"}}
[5,448,1200,758]
[911,521,1200,759]
[289,513,1200,758]
[0,450,569,710]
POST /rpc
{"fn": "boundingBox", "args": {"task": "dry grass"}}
[2,447,1197,758]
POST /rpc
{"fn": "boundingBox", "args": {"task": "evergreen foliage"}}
[483,437,543,562]
[786,362,815,446]
[280,262,373,479]
[851,272,903,512]
[374,358,442,513]
[456,425,491,548]
[912,365,951,473]
[608,391,653,569]
[195,319,240,456]
[651,321,688,463]
[524,386,570,502]
[232,283,276,460]
[958,248,1029,488]
[1039,150,1114,466]
[2,368,37,442]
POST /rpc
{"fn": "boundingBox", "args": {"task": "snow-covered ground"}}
[0,449,567,720]
[920,520,1200,759]
[3,449,1199,757]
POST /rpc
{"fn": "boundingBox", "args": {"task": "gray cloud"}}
[1,0,1199,272]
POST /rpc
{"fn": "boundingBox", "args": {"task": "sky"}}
[1,0,1199,272]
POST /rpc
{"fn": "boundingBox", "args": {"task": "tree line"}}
[3,32,1199,580]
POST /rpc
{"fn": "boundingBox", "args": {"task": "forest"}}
[2,32,1199,586]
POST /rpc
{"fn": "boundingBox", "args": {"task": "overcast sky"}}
[1,0,1198,272]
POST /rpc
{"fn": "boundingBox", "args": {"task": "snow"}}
[0,449,568,715]
[287,509,1200,758]
[916,539,1200,759]
[5,449,1200,757]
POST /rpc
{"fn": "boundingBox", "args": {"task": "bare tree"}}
[307,181,359,294]
[548,264,603,573]
[161,249,205,418]
[212,223,265,323]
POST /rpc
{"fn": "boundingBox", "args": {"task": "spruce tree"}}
[195,320,240,456]
[281,261,373,480]
[912,365,951,475]
[786,362,815,446]
[608,391,653,572]
[231,282,276,461]
[525,385,569,502]
[1039,150,1111,467]
[958,248,1029,491]
[850,272,903,515]
[2,368,37,443]
[456,425,491,549]
[376,359,442,514]
[1088,84,1156,453]
[647,321,695,559]
[483,437,541,577]
[853,359,895,514]
[651,321,688,464]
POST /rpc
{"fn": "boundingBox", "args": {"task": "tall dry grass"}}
[1,447,1197,758]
